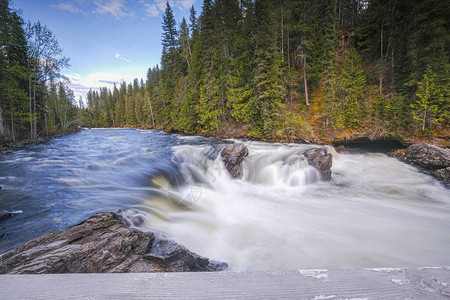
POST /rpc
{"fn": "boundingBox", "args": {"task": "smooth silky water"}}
[1,129,449,271]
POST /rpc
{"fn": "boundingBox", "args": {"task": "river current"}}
[1,129,449,271]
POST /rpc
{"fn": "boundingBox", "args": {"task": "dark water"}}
[1,129,449,271]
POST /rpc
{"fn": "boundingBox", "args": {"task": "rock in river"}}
[303,148,333,181]
[0,212,227,274]
[391,143,449,184]
[221,143,249,179]
[0,211,13,222]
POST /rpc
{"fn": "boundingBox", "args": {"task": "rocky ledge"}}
[391,143,449,184]
[0,212,227,274]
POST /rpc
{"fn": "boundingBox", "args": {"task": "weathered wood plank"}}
[0,267,449,299]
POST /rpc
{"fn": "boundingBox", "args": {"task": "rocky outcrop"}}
[303,148,333,181]
[434,167,450,183]
[0,211,13,221]
[221,143,249,179]
[0,212,227,274]
[391,144,449,184]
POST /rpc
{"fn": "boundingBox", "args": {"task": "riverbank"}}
[0,128,81,153]
[137,121,450,150]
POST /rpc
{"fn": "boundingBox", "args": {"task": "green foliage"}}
[80,0,448,141]
[0,0,77,143]
[339,49,367,128]
[410,66,446,131]
[276,110,306,137]
[195,85,219,132]
[226,71,255,123]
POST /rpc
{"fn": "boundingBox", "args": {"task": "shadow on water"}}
[334,138,406,153]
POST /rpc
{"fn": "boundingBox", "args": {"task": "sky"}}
[12,0,202,102]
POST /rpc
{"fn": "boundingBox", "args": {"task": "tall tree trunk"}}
[33,80,37,139]
[303,56,309,106]
[29,75,33,139]
[44,94,48,136]
[281,9,284,63]
[422,107,427,131]
[184,25,192,67]
[0,106,4,137]
[148,96,155,127]
[10,105,15,142]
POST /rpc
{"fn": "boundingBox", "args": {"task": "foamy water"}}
[138,140,450,271]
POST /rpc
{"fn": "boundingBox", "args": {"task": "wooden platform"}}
[1,267,449,299]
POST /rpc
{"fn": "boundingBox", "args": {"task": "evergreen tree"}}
[252,0,283,136]
[0,0,29,141]
[411,66,446,131]
[339,49,367,128]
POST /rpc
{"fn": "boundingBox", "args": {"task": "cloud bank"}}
[52,0,197,18]
[65,71,146,105]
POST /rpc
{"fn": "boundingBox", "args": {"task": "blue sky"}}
[12,0,201,101]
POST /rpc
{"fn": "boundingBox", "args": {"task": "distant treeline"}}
[0,0,78,145]
[82,0,449,139]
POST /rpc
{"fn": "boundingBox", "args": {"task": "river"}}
[1,129,449,271]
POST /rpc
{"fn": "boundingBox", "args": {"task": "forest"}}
[81,0,449,143]
[0,0,78,147]
[1,0,449,146]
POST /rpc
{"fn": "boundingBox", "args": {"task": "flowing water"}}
[1,129,449,271]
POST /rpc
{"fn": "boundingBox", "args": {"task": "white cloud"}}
[139,0,196,17]
[65,71,146,104]
[155,0,167,12]
[114,52,131,63]
[93,0,130,19]
[177,0,195,10]
[142,2,159,17]
[52,0,195,19]
[52,1,86,15]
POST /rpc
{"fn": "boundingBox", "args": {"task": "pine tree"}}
[339,48,367,128]
[252,0,283,136]
[161,2,178,54]
[0,0,29,141]
[411,66,445,131]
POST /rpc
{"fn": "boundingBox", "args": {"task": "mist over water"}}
[1,129,449,271]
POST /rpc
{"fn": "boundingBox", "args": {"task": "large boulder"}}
[391,144,449,184]
[392,144,449,169]
[0,212,227,274]
[303,148,333,181]
[221,143,249,179]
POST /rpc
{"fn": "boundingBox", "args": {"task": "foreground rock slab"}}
[391,143,450,184]
[0,212,227,274]
[303,148,333,181]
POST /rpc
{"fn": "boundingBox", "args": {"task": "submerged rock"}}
[0,211,13,221]
[221,143,249,179]
[0,212,227,274]
[391,144,449,184]
[303,148,333,181]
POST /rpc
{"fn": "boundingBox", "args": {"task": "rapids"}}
[1,129,449,271]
